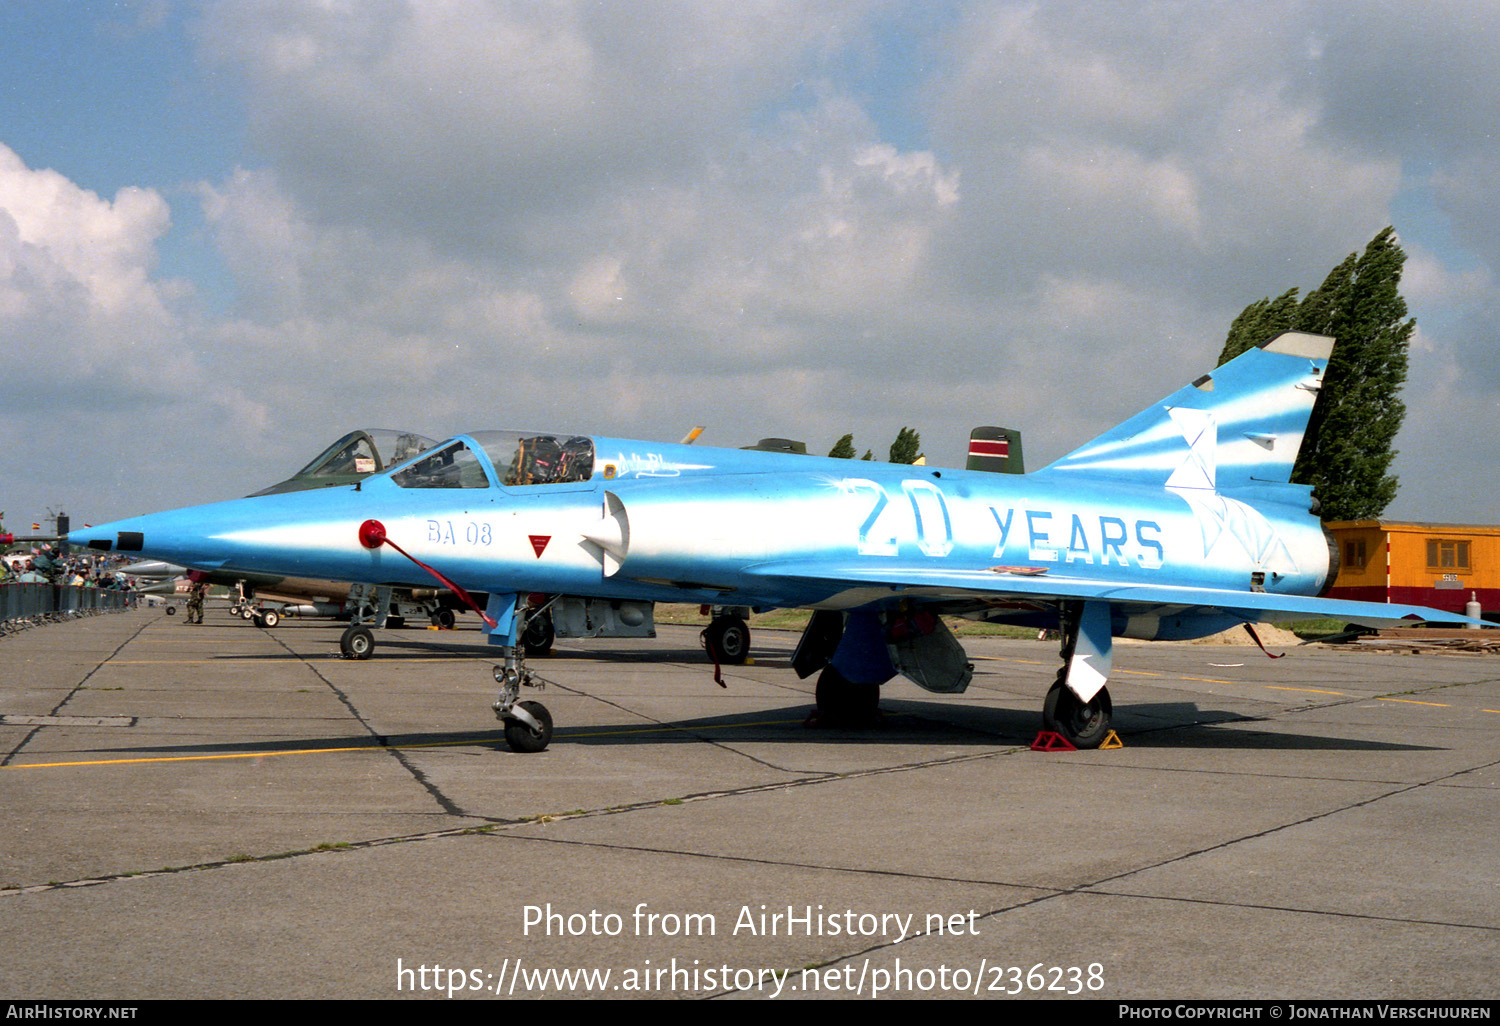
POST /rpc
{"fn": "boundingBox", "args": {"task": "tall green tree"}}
[1216,227,1412,521]
[827,434,856,459]
[888,427,922,465]
[1217,287,1302,363]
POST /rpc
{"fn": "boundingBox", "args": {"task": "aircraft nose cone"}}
[66,488,362,576]
[70,528,145,554]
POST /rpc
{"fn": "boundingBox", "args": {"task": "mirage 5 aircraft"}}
[72,333,1484,753]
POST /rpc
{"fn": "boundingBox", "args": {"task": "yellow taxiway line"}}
[1,718,810,771]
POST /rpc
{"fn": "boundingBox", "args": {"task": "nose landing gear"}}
[491,642,554,753]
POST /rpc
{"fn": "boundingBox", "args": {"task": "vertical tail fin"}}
[1035,332,1332,498]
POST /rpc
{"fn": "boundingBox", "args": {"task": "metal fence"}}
[1,583,134,635]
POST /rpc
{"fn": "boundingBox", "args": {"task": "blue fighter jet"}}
[72,333,1483,753]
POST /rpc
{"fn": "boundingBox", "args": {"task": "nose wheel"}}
[503,701,553,753]
[492,650,554,752]
[340,624,375,659]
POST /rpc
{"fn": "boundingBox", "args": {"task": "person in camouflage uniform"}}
[186,580,207,624]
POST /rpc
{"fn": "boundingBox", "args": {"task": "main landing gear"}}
[702,613,750,665]
[1040,601,1114,749]
[1042,677,1112,748]
[813,665,880,726]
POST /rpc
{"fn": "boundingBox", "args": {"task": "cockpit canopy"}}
[252,429,439,496]
[297,429,437,478]
[390,432,595,489]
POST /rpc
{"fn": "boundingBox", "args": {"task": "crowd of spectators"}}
[1,544,148,633]
[0,547,138,590]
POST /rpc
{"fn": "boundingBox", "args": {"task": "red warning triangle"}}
[528,535,550,558]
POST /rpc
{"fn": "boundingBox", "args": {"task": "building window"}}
[1344,540,1367,569]
[1426,539,1471,572]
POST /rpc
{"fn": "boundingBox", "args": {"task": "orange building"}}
[1324,521,1500,619]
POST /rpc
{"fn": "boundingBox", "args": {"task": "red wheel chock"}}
[1030,729,1124,751]
[1031,731,1077,751]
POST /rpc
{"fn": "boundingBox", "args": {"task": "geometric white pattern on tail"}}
[1164,407,1216,490]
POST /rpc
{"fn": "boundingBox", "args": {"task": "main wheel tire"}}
[1042,681,1112,749]
[165,606,176,616]
[431,608,457,629]
[704,616,751,665]
[340,624,375,660]
[813,665,880,726]
[522,613,555,656]
[504,701,553,753]
[260,609,280,628]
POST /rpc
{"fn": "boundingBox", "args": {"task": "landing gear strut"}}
[492,612,554,752]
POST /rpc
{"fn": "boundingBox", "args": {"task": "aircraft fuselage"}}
[80,436,1332,631]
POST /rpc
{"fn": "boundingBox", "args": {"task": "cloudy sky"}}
[2,0,1497,533]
